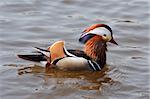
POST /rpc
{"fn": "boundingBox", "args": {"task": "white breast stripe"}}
[88,60,96,71]
[63,47,77,57]
[93,61,101,70]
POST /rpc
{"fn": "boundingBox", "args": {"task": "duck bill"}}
[109,38,118,45]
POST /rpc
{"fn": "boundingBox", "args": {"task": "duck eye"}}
[103,34,106,36]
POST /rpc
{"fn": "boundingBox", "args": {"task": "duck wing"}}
[68,49,91,60]
[18,49,90,62]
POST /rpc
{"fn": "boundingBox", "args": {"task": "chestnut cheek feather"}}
[84,38,99,60]
[84,35,106,61]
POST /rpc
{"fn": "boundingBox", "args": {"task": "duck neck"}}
[84,39,107,69]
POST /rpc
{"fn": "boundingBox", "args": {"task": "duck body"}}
[18,40,103,71]
[54,57,102,71]
[53,57,90,71]
[46,41,102,71]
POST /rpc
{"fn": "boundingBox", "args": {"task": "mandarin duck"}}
[18,24,118,71]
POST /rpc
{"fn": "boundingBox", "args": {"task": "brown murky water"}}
[0,0,149,99]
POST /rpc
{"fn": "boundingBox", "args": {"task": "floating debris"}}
[131,56,143,59]
[117,20,135,23]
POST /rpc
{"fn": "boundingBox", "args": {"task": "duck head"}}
[79,24,118,68]
[79,24,118,45]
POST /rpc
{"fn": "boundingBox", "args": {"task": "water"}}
[0,0,149,99]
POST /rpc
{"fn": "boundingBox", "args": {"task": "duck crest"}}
[84,35,107,68]
[83,24,103,32]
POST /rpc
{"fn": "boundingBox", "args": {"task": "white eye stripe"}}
[87,27,112,41]
[81,27,110,37]
[89,27,111,35]
[88,27,111,36]
[80,32,90,38]
[80,27,112,42]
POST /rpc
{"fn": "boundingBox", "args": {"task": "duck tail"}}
[17,47,50,62]
[17,53,46,62]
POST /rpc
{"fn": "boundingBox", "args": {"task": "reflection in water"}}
[17,64,113,90]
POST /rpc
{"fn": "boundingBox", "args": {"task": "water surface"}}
[0,0,149,99]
